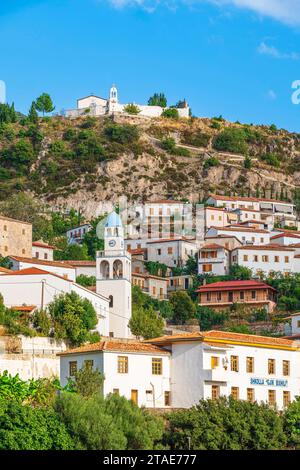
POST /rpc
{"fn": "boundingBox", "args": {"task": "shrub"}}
[76,274,96,287]
[0,400,74,450]
[55,392,164,450]
[197,306,229,330]
[261,152,280,168]
[104,124,139,145]
[169,291,196,324]
[161,108,179,119]
[203,156,220,169]
[213,128,248,154]
[163,397,286,450]
[124,103,141,115]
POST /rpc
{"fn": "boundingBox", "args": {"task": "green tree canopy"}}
[35,93,55,116]
[169,291,196,324]
[148,93,167,107]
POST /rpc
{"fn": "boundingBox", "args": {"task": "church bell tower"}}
[96,212,132,338]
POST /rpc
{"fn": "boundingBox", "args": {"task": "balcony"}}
[203,367,228,383]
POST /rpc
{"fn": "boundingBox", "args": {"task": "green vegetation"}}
[76,274,96,287]
[148,93,167,107]
[69,363,104,398]
[123,103,141,115]
[261,152,281,168]
[213,128,248,154]
[144,261,168,277]
[161,108,179,119]
[161,137,190,156]
[35,93,55,116]
[203,156,220,169]
[0,103,17,124]
[163,397,287,450]
[130,286,164,339]
[169,291,196,324]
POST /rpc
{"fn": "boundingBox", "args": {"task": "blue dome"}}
[105,211,123,228]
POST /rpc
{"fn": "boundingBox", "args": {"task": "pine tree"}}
[28,101,38,123]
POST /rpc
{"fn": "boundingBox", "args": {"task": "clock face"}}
[109,240,116,247]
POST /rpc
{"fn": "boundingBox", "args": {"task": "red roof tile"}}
[196,280,275,293]
[58,340,170,356]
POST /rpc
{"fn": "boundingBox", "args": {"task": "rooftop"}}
[196,280,275,292]
[32,241,56,250]
[208,194,294,205]
[210,226,269,234]
[9,256,74,269]
[58,340,170,356]
[147,330,297,351]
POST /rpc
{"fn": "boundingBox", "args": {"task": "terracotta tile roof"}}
[11,305,36,312]
[208,194,294,205]
[206,206,226,212]
[147,237,196,244]
[201,243,228,250]
[0,266,12,274]
[147,330,298,350]
[132,272,168,281]
[128,248,145,256]
[60,260,96,267]
[2,267,73,282]
[196,280,275,293]
[58,340,170,356]
[238,220,265,225]
[271,233,300,240]
[9,256,75,269]
[233,244,295,252]
[210,226,269,234]
[32,241,56,250]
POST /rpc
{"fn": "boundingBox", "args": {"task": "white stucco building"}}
[32,241,55,261]
[231,245,296,276]
[198,243,230,276]
[206,226,271,246]
[8,256,76,282]
[96,212,132,339]
[59,330,300,410]
[0,267,110,336]
[66,86,190,119]
[59,340,171,408]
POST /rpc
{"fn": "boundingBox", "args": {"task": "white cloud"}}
[258,42,299,60]
[105,0,300,25]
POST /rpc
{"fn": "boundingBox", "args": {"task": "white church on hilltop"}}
[65,85,190,119]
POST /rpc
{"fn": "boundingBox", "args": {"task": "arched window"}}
[113,259,123,279]
[100,260,110,279]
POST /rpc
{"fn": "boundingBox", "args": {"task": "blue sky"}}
[1,0,300,131]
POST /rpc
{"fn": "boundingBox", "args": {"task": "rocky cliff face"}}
[1,113,299,218]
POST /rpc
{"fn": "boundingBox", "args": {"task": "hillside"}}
[1,113,300,218]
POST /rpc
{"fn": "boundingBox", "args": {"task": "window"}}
[203,264,212,273]
[157,249,161,256]
[164,391,171,406]
[247,388,255,403]
[246,357,254,373]
[84,360,93,370]
[251,291,256,300]
[268,390,276,407]
[118,356,128,374]
[3,225,7,231]
[283,360,290,376]
[69,361,77,376]
[268,359,276,375]
[206,292,211,301]
[109,295,113,308]
[44,253,48,260]
[297,320,300,328]
[240,291,245,300]
[253,255,258,262]
[211,215,215,221]
[243,255,248,262]
[283,391,291,408]
[152,286,156,296]
[260,238,264,243]
[262,255,269,262]
[217,292,222,301]
[22,249,25,255]
[35,252,39,259]
[274,256,279,263]
[231,387,239,399]
[113,389,119,395]
[22,229,25,235]
[152,358,162,375]
[285,256,289,263]
[230,356,239,372]
[167,247,173,255]
[211,356,219,369]
[211,385,220,400]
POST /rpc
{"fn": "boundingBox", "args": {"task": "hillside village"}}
[3,92,300,446]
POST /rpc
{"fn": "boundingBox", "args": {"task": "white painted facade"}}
[147,239,198,268]
[59,346,171,408]
[198,244,230,276]
[231,246,296,276]
[207,195,295,218]
[9,256,76,282]
[66,86,190,119]
[96,212,132,339]
[66,224,92,245]
[0,270,109,336]
[168,339,300,410]
[32,242,55,261]
[206,226,271,246]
